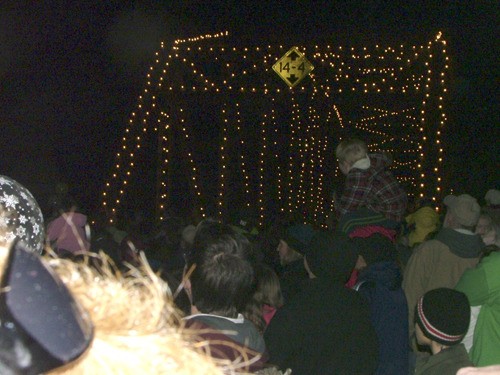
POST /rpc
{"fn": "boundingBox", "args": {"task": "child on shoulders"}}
[334,138,407,236]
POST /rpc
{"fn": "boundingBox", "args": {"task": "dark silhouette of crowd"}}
[0,138,499,374]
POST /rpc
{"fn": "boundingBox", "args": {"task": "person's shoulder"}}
[183,314,207,327]
[71,212,88,225]
[413,238,445,252]
[183,314,237,341]
[284,280,342,306]
[47,215,63,229]
[479,250,500,267]
[183,313,231,329]
[325,282,371,310]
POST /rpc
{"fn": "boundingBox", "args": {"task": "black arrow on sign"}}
[287,74,298,84]
[288,51,300,61]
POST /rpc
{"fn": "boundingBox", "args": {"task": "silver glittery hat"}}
[0,175,45,253]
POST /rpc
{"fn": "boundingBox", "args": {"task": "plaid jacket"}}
[335,153,407,222]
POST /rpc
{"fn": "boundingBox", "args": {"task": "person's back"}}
[264,231,378,375]
[403,232,481,311]
[183,220,268,372]
[275,223,315,302]
[266,277,377,374]
[334,138,407,234]
[47,211,90,253]
[456,247,500,366]
[403,194,483,348]
[183,313,266,362]
[413,288,473,375]
[352,234,409,375]
[243,264,284,333]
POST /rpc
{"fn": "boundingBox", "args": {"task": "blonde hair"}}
[46,253,287,374]
[244,265,284,333]
[335,138,368,164]
[256,265,284,308]
[40,252,225,375]
[0,204,289,375]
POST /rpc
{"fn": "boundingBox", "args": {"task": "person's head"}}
[186,222,255,318]
[180,224,196,251]
[414,288,470,354]
[254,264,283,308]
[44,242,225,374]
[443,194,481,231]
[351,234,395,271]
[335,138,368,175]
[229,207,259,239]
[475,212,493,235]
[188,218,232,252]
[277,223,315,266]
[302,231,358,282]
[50,194,78,216]
[475,212,499,246]
[484,189,500,208]
[243,264,283,333]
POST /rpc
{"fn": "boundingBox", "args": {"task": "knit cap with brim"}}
[282,223,316,254]
[303,231,358,282]
[415,288,470,346]
[443,194,481,227]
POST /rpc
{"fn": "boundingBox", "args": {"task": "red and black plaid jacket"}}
[335,153,407,223]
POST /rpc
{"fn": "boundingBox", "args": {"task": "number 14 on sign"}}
[272,47,314,88]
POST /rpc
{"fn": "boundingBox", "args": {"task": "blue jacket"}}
[355,261,409,375]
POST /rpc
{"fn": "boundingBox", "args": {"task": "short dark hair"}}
[188,221,255,318]
[185,218,235,263]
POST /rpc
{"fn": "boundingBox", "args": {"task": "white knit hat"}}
[443,194,481,227]
[485,189,500,206]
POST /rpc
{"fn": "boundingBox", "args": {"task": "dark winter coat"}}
[355,260,409,375]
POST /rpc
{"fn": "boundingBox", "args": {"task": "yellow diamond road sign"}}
[273,47,314,88]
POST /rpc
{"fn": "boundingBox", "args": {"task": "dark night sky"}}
[0,1,498,217]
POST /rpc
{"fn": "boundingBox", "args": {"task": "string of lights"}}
[100,31,449,225]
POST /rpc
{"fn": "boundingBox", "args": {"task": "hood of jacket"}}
[357,260,402,291]
[435,227,484,258]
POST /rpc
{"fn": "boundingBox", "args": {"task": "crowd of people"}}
[0,138,499,374]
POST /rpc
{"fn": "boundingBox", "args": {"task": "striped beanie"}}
[415,288,470,346]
